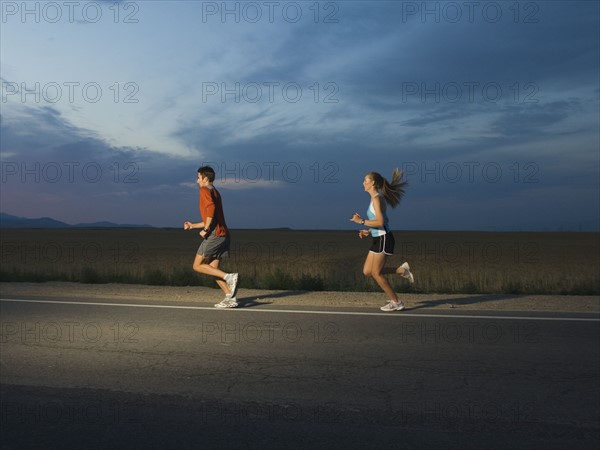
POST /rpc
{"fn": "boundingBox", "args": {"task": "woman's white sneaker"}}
[398,262,414,284]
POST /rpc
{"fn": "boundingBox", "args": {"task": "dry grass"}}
[1,228,598,295]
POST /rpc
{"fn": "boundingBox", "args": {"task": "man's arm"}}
[183,221,204,230]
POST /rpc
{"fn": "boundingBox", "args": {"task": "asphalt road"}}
[1,297,599,450]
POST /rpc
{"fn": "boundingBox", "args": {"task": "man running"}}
[184,166,239,308]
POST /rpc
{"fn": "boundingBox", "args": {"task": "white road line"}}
[1,298,599,322]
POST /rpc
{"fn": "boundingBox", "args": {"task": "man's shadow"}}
[236,290,308,308]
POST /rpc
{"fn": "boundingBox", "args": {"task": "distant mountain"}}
[0,213,69,228]
[72,221,154,228]
[0,213,153,228]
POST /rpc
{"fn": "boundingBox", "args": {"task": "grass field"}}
[1,228,598,295]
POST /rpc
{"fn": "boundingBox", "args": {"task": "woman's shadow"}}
[407,294,523,311]
[235,292,523,310]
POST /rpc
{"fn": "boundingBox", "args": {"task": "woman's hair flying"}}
[368,168,408,208]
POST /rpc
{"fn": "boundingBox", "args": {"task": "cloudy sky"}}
[1,0,598,230]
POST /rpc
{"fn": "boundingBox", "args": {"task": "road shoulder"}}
[1,282,598,313]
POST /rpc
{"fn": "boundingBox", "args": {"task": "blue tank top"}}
[367,194,389,237]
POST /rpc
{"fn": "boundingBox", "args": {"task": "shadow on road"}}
[237,290,308,308]
[407,294,523,311]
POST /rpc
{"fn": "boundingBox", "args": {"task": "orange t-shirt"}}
[199,185,228,237]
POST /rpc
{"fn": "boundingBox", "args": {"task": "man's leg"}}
[209,258,230,295]
[193,254,227,278]
[193,254,229,291]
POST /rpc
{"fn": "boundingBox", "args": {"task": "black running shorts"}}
[369,233,395,255]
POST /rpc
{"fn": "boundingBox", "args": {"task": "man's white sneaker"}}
[214,296,238,308]
[398,262,414,284]
[380,301,406,312]
[224,273,239,297]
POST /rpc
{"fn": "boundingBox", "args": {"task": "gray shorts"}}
[197,234,230,260]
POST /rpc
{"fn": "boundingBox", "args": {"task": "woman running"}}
[350,169,414,311]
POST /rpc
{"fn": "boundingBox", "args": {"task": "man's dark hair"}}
[198,166,216,182]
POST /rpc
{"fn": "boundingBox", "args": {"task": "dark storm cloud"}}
[0,104,202,225]
[1,1,598,230]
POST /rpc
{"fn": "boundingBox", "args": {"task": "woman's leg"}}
[364,251,399,302]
